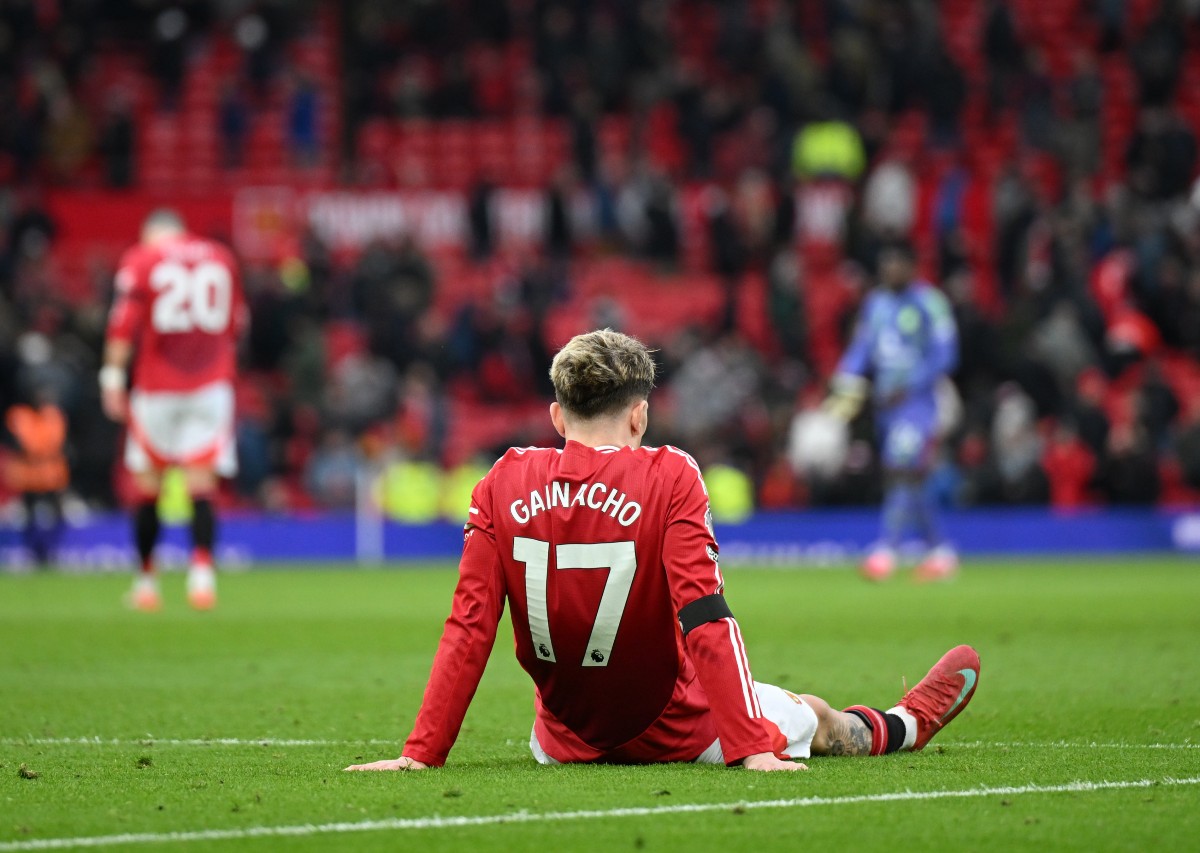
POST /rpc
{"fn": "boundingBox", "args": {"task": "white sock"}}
[887,705,918,750]
[187,567,215,593]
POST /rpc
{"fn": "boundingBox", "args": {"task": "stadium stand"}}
[2,0,1200,514]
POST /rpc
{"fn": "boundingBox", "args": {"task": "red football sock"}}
[843,705,908,755]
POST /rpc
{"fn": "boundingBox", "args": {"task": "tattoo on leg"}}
[825,713,874,757]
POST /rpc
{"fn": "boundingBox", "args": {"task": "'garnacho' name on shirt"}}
[508,480,643,527]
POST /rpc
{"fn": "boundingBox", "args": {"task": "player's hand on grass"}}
[344,756,429,772]
[742,752,807,772]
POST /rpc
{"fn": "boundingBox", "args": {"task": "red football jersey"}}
[106,234,245,393]
[402,440,775,767]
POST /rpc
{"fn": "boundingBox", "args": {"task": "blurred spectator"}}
[1061,50,1104,176]
[1018,51,1056,153]
[791,112,866,182]
[380,453,442,522]
[924,44,966,147]
[1068,369,1112,462]
[287,75,320,168]
[219,83,249,169]
[703,187,746,331]
[1131,2,1186,106]
[235,10,276,96]
[983,0,1024,115]
[989,383,1048,504]
[1028,300,1099,396]
[44,93,92,183]
[97,94,135,188]
[993,165,1037,299]
[1177,416,1200,491]
[703,461,755,523]
[1135,363,1180,449]
[862,158,916,239]
[150,5,189,109]
[305,428,360,508]
[1042,421,1096,508]
[323,353,397,434]
[766,247,807,364]
[351,236,435,371]
[618,163,680,266]
[1102,424,1161,504]
[467,179,496,261]
[5,385,68,567]
[669,334,763,443]
[544,171,574,260]
[1126,108,1197,202]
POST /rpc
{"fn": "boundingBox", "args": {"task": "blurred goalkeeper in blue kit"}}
[825,241,960,581]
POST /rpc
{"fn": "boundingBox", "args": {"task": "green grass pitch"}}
[1,557,1198,851]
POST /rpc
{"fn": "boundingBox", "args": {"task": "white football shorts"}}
[126,381,237,477]
[693,682,819,764]
[528,681,819,766]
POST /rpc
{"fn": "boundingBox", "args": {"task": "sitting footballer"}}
[347,330,979,773]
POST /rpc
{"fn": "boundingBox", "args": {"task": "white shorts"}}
[529,681,819,766]
[126,382,237,477]
[694,682,819,764]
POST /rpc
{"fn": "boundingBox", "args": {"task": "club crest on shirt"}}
[704,507,714,536]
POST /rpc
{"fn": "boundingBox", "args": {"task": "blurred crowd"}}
[4,0,1200,515]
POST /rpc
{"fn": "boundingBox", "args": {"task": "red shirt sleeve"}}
[402,477,507,766]
[106,249,148,344]
[662,450,774,765]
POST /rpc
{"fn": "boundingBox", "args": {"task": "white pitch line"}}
[2,737,1196,750]
[953,740,1200,751]
[0,776,1197,851]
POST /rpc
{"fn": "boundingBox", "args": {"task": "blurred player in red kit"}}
[101,209,246,611]
[348,330,979,772]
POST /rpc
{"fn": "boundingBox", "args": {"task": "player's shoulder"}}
[912,280,949,306]
[912,281,954,322]
[195,234,236,261]
[114,244,155,292]
[861,287,889,314]
[177,233,236,263]
[485,445,561,478]
[117,242,155,272]
[638,444,704,485]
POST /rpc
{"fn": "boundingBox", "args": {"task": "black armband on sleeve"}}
[678,594,734,636]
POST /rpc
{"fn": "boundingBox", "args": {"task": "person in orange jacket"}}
[5,386,69,567]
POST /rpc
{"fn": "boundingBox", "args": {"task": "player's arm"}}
[664,455,801,771]
[906,288,959,395]
[100,263,146,422]
[346,510,506,770]
[824,299,874,421]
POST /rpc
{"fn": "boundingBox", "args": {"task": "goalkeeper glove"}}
[822,374,868,422]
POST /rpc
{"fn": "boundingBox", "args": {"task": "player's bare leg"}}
[802,694,876,755]
[183,464,218,611]
[802,645,980,756]
[129,469,163,612]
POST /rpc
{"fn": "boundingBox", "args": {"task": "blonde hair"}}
[550,329,656,419]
